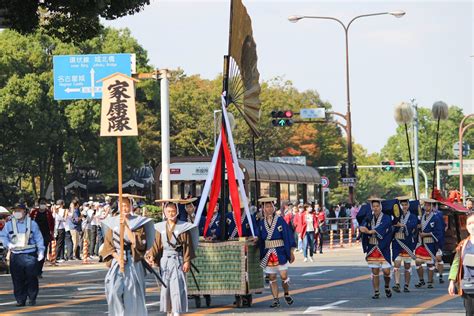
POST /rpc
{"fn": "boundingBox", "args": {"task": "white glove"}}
[37,252,44,262]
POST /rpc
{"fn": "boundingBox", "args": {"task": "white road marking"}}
[77,286,104,291]
[70,270,101,275]
[0,301,17,306]
[302,269,333,276]
[304,300,349,313]
[146,301,160,307]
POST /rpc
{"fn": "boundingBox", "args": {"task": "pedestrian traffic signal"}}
[339,163,347,178]
[349,163,357,177]
[381,160,396,171]
[271,110,294,127]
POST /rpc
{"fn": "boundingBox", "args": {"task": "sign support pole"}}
[160,69,171,199]
[117,136,125,274]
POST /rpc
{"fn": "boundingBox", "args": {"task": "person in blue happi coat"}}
[433,201,447,284]
[257,197,295,308]
[4,203,44,307]
[199,202,222,241]
[391,196,419,293]
[359,197,393,299]
[415,198,444,289]
[225,201,257,239]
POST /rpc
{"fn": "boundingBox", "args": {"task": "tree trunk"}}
[52,145,65,200]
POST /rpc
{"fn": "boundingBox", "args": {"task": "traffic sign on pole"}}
[321,176,330,189]
[53,53,135,100]
[300,108,325,119]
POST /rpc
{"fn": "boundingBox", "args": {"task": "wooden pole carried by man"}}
[99,72,139,273]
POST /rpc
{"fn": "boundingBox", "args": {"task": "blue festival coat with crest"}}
[257,215,296,268]
[360,211,393,264]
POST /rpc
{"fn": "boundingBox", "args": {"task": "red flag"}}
[221,126,242,237]
[203,148,222,237]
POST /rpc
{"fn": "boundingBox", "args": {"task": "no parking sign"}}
[321,176,329,189]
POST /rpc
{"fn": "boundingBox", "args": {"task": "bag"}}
[462,254,474,294]
[461,278,474,294]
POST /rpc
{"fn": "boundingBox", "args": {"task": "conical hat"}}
[258,197,277,203]
[108,193,146,199]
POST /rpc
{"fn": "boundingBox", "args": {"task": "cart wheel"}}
[194,296,201,308]
[235,295,243,308]
[204,295,211,307]
[246,294,253,307]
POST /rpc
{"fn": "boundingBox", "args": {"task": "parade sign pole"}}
[99,72,139,273]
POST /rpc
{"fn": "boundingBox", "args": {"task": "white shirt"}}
[54,208,66,230]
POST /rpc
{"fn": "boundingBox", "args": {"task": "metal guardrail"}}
[325,216,353,231]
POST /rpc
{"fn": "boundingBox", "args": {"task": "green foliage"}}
[144,204,162,222]
[1,0,151,42]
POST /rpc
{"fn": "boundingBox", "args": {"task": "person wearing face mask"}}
[257,197,296,308]
[100,194,155,316]
[448,213,474,315]
[414,198,444,289]
[4,203,45,307]
[300,204,317,262]
[29,197,54,278]
[359,197,393,299]
[149,199,198,316]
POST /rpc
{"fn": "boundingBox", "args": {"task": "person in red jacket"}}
[292,204,305,252]
[282,202,293,226]
[30,197,54,278]
[300,204,318,262]
[315,204,326,254]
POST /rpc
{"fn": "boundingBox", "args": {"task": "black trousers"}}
[65,231,73,260]
[37,239,50,275]
[10,252,39,303]
[56,229,65,260]
[464,293,474,316]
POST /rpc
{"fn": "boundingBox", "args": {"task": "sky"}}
[103,0,473,154]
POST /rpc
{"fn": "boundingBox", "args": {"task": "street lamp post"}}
[289,11,405,204]
[459,114,474,202]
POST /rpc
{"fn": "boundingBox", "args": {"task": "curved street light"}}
[288,11,405,204]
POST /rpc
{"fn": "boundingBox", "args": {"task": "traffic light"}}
[381,160,396,171]
[349,163,357,177]
[339,163,347,178]
[271,110,294,127]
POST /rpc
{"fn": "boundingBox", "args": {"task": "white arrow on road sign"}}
[90,68,95,97]
[65,87,81,93]
[304,300,349,313]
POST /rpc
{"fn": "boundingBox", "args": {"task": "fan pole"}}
[252,135,259,206]
[431,118,441,198]
[404,124,418,201]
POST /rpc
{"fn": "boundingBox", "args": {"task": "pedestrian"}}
[301,204,317,262]
[448,213,474,315]
[466,199,473,214]
[4,203,44,306]
[350,203,360,231]
[71,199,82,260]
[391,196,418,293]
[64,205,74,260]
[100,195,155,316]
[95,203,107,260]
[314,204,326,254]
[149,200,198,316]
[53,200,67,263]
[29,197,54,277]
[90,202,99,257]
[293,204,304,252]
[257,197,295,308]
[359,197,393,299]
[415,198,444,289]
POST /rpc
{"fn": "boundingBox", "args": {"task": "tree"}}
[0,0,152,42]
[0,28,152,202]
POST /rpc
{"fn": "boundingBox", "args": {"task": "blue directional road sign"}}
[53,53,133,100]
